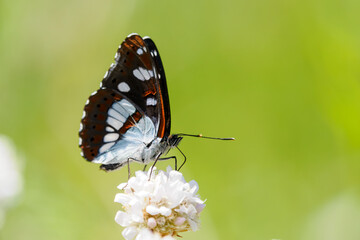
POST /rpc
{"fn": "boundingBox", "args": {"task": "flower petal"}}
[168,169,184,182]
[159,206,171,216]
[117,182,127,190]
[114,193,131,205]
[188,180,199,194]
[115,211,131,227]
[196,203,206,213]
[146,205,160,215]
[122,226,138,240]
[135,229,157,240]
[188,218,199,231]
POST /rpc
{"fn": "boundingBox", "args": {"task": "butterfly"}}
[78,33,185,171]
[79,33,234,172]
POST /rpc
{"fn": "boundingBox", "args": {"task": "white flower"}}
[0,135,23,228]
[114,166,206,239]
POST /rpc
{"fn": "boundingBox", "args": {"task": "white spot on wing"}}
[139,67,150,80]
[106,117,123,130]
[80,151,84,157]
[85,99,89,105]
[153,50,157,56]
[105,99,136,130]
[82,111,86,119]
[79,138,82,145]
[137,48,144,55]
[133,67,151,81]
[133,69,145,80]
[119,99,136,114]
[113,102,128,117]
[149,70,154,78]
[104,133,119,142]
[146,98,157,106]
[115,52,120,61]
[112,100,136,117]
[99,142,115,153]
[90,91,97,96]
[127,33,138,38]
[103,71,109,79]
[79,123,83,131]
[118,82,130,92]
[106,126,114,132]
[108,108,126,123]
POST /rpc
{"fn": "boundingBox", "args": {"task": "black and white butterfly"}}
[79,33,184,171]
[79,33,233,171]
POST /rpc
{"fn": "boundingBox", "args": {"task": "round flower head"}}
[0,135,23,228]
[114,166,206,240]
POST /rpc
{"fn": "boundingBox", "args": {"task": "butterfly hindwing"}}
[79,88,145,162]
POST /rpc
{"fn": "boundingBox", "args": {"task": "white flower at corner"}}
[114,166,206,240]
[0,135,23,228]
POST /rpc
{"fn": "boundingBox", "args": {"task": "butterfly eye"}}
[112,79,116,83]
[97,104,100,108]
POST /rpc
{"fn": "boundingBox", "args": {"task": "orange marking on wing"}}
[157,86,166,138]
[119,111,143,134]
[143,89,156,97]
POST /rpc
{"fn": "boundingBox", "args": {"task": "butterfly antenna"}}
[176,133,235,141]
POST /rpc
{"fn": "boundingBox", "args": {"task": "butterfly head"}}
[166,134,183,148]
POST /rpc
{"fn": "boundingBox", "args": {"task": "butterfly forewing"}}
[143,37,171,139]
[101,34,168,138]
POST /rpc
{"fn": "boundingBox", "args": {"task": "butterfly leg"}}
[158,156,178,170]
[149,158,160,180]
[127,158,131,180]
[143,165,148,171]
[126,157,143,179]
[176,146,187,171]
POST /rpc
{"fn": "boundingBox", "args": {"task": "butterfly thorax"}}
[141,137,165,164]
[142,135,183,163]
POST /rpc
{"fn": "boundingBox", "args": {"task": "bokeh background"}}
[1,0,360,239]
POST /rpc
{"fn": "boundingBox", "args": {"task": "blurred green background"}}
[1,0,360,239]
